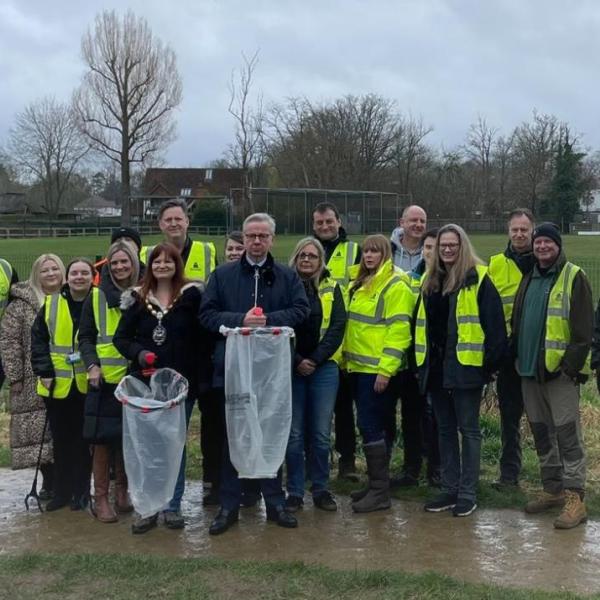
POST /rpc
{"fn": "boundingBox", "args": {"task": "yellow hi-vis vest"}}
[90,287,128,384]
[342,260,415,376]
[545,262,591,374]
[36,294,88,398]
[415,264,488,368]
[326,240,359,286]
[0,258,12,321]
[318,277,344,365]
[488,253,522,333]
[142,241,216,282]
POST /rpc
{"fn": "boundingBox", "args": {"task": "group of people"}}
[0,197,596,538]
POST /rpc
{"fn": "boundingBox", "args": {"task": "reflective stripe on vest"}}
[318,277,343,364]
[343,260,414,375]
[415,265,487,368]
[37,294,87,398]
[545,262,591,374]
[0,258,13,319]
[143,242,216,282]
[326,241,358,285]
[91,287,128,384]
[488,254,522,331]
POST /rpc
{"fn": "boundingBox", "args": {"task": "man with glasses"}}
[200,213,310,535]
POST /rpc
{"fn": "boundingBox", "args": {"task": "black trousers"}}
[45,386,91,501]
[334,371,356,462]
[393,370,440,477]
[496,360,524,483]
[198,388,226,489]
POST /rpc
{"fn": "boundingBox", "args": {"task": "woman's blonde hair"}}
[289,237,325,287]
[422,224,483,296]
[29,254,66,306]
[351,234,393,292]
[107,240,140,291]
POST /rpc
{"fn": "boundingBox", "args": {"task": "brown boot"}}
[352,441,391,513]
[554,490,587,529]
[93,445,117,523]
[524,490,566,514]
[114,449,133,514]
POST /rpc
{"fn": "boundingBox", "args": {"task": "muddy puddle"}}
[1,468,599,594]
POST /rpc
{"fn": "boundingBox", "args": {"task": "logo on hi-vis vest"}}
[192,262,200,270]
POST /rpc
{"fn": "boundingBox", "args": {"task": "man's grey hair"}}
[243,212,276,234]
[158,198,189,219]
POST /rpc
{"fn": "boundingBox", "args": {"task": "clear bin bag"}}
[114,368,188,517]
[220,326,294,478]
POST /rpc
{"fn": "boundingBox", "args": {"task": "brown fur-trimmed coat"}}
[0,282,52,469]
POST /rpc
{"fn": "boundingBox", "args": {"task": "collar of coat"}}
[120,281,204,311]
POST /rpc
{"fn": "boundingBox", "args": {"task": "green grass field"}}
[0,553,593,600]
[1,232,600,265]
[3,232,600,294]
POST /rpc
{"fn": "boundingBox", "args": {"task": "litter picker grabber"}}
[25,380,54,512]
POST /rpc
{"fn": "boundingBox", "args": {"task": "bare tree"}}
[73,10,182,225]
[6,97,89,217]
[263,94,400,190]
[512,111,562,215]
[227,50,266,211]
[392,114,433,195]
[464,115,497,212]
[492,133,514,213]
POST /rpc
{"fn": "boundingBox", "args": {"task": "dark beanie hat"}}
[532,222,561,248]
[111,226,142,250]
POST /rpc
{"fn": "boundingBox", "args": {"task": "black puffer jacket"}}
[294,274,346,367]
[113,283,212,393]
[414,267,507,393]
[199,252,310,387]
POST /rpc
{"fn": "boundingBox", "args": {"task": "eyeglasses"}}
[298,252,319,261]
[439,243,460,250]
[244,233,271,241]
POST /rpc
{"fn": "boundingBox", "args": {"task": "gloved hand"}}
[137,350,156,368]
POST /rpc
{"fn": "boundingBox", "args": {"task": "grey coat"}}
[0,282,52,469]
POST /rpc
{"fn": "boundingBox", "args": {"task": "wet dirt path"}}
[1,469,599,595]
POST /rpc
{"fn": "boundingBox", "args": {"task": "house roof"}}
[75,195,118,210]
[0,192,27,214]
[142,168,247,197]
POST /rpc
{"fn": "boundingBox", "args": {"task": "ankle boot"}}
[92,445,117,523]
[114,449,133,514]
[352,440,391,513]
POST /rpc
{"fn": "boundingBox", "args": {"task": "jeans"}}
[352,373,397,446]
[430,386,483,502]
[286,361,339,497]
[167,395,194,512]
[497,361,524,482]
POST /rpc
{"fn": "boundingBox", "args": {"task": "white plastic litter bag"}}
[220,326,294,478]
[114,368,188,518]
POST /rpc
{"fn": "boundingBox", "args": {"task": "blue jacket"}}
[199,252,310,386]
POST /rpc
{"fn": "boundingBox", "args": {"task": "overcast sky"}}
[2,0,600,168]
